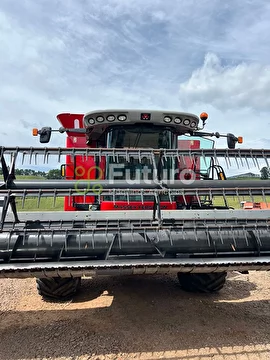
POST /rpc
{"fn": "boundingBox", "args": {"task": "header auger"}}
[0,109,270,301]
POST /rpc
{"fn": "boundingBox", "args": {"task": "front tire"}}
[177,272,227,293]
[36,277,81,301]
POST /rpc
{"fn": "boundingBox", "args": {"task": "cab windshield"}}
[103,128,215,203]
[107,125,173,149]
[106,125,175,182]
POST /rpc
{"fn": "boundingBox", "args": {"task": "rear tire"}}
[177,272,227,293]
[36,277,81,301]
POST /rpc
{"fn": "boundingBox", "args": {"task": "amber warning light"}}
[238,136,243,144]
[200,112,208,121]
[32,128,39,136]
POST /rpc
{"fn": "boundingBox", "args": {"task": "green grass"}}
[207,177,266,209]
[228,176,261,181]
[212,195,270,209]
[16,175,46,180]
[11,176,64,211]
[16,197,64,211]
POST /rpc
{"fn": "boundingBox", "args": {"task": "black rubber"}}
[177,272,227,293]
[36,277,81,301]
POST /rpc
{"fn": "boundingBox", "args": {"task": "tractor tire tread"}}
[177,272,227,293]
[36,277,81,301]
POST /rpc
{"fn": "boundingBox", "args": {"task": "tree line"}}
[260,167,270,179]
[0,168,62,179]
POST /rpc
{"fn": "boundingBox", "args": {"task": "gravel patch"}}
[0,272,269,360]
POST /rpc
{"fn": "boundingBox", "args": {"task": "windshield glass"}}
[105,125,175,202]
[106,125,174,182]
[107,125,173,148]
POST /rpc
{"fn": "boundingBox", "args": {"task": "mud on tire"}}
[36,277,81,301]
[177,272,227,293]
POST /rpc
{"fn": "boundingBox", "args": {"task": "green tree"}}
[46,169,62,179]
[15,169,23,175]
[260,167,270,180]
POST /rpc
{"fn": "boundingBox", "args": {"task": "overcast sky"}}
[1,0,270,173]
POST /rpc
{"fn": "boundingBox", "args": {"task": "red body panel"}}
[58,113,202,211]
[57,113,85,137]
[57,113,105,211]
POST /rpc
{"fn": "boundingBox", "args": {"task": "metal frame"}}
[1,147,270,168]
[1,146,270,277]
[2,258,270,279]
[4,209,270,222]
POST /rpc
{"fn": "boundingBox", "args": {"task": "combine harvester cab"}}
[1,109,270,301]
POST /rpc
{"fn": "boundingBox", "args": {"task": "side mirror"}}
[39,127,52,143]
[227,133,243,149]
[227,133,237,149]
[33,127,52,143]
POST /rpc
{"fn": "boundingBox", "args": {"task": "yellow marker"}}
[219,173,225,180]
[61,166,66,177]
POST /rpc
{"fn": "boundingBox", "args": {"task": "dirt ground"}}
[0,271,269,360]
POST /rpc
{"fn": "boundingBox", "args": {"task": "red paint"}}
[57,113,85,137]
[243,202,270,210]
[100,201,177,211]
[176,139,200,206]
[57,113,105,211]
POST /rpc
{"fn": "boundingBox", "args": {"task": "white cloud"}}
[179,53,270,112]
[180,54,270,112]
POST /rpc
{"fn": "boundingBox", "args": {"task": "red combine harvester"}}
[1,109,270,301]
[58,113,203,212]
